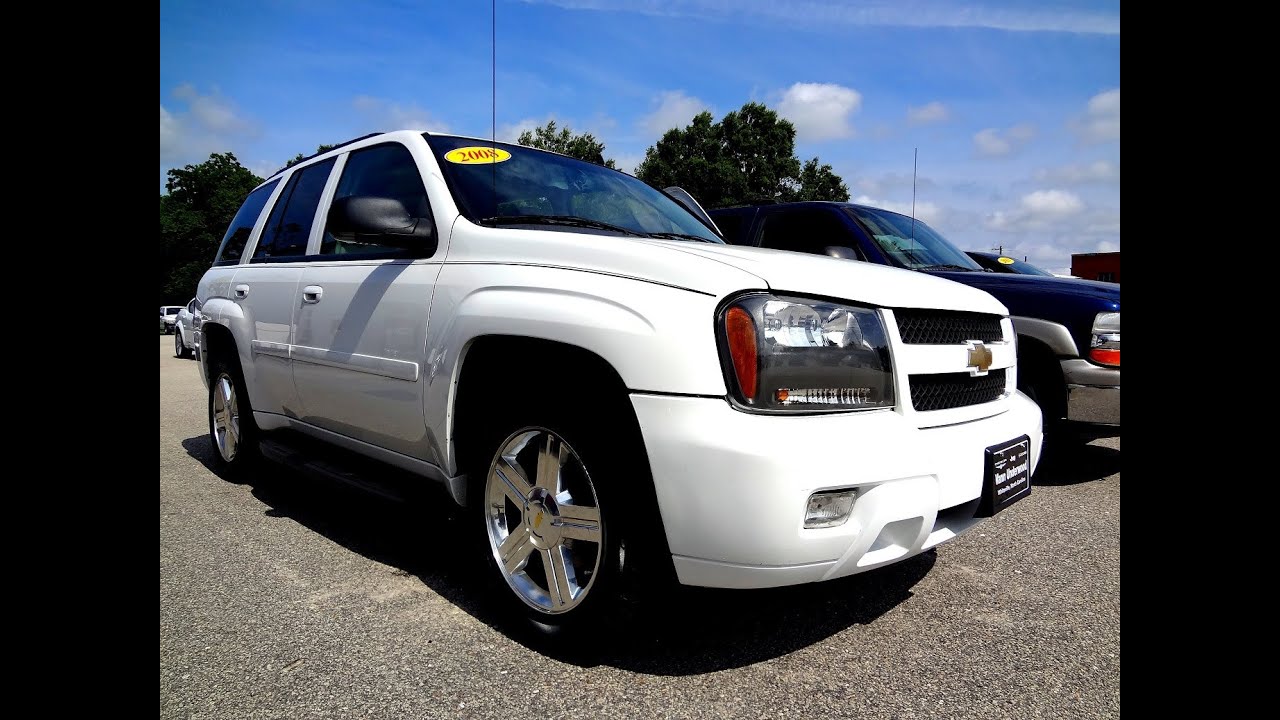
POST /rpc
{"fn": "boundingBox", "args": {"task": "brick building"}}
[1071,252,1119,283]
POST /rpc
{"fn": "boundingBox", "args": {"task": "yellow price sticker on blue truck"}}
[445,146,512,164]
[997,256,1015,265]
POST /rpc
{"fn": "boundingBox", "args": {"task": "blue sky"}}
[160,0,1120,274]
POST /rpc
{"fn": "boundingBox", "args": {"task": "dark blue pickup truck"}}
[706,201,1119,441]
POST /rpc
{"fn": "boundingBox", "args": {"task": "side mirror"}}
[328,196,437,255]
[825,246,858,260]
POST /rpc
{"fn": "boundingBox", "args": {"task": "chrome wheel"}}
[175,332,184,357]
[485,428,604,615]
[211,374,240,462]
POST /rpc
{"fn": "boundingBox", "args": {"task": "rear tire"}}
[207,350,259,476]
[174,331,187,358]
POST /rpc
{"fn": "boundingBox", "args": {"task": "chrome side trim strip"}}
[290,344,420,382]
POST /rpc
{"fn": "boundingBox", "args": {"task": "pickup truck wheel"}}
[478,423,623,632]
[174,331,186,358]
[208,354,258,474]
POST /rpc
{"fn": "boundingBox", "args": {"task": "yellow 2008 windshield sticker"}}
[997,256,1015,265]
[445,146,511,164]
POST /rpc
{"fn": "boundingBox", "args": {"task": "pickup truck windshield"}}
[845,206,983,271]
[425,134,722,243]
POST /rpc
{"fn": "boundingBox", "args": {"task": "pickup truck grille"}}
[895,310,1003,345]
[910,369,1007,411]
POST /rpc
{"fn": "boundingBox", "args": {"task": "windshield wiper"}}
[917,263,976,271]
[479,215,645,237]
[643,231,719,243]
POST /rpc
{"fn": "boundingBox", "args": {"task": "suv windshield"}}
[845,206,983,271]
[425,134,722,243]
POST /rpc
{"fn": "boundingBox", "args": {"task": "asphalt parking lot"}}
[160,336,1119,719]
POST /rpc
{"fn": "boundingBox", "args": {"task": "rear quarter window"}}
[214,179,280,266]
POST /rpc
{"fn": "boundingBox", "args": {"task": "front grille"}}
[895,310,1003,345]
[910,369,1006,411]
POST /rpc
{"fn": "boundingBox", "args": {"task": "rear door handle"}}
[233,284,249,299]
[302,285,324,304]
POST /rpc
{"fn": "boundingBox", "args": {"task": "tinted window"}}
[253,158,337,262]
[321,143,432,257]
[214,179,280,266]
[759,209,863,259]
[425,134,721,243]
[713,213,747,245]
[846,206,983,271]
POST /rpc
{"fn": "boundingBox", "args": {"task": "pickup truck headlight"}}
[717,293,895,412]
[1089,312,1120,367]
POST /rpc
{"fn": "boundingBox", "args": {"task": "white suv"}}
[196,131,1041,630]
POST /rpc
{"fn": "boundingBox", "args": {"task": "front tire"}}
[208,352,258,475]
[473,416,626,633]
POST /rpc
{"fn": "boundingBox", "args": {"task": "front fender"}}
[424,263,729,474]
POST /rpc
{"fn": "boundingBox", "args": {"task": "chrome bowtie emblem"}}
[966,342,993,375]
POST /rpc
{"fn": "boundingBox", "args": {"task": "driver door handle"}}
[302,286,324,304]
[233,284,249,299]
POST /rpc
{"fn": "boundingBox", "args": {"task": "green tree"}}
[793,157,849,202]
[159,153,262,305]
[284,143,339,169]
[635,101,849,208]
[517,120,616,168]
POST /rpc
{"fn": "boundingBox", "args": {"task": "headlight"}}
[1089,312,1119,367]
[717,293,895,412]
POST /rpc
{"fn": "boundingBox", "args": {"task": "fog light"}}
[804,489,857,528]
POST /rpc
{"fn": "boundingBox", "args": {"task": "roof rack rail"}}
[266,132,384,179]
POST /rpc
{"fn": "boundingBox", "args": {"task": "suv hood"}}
[666,242,1009,314]
[449,223,1009,315]
[928,270,1119,318]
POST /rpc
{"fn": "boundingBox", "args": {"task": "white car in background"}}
[159,306,183,334]
[174,298,199,359]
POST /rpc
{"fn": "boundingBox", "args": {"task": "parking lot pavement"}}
[161,336,1119,718]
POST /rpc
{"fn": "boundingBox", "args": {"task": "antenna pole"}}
[491,0,497,204]
[909,147,917,251]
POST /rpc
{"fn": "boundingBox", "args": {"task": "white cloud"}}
[612,152,645,175]
[973,123,1036,157]
[499,116,547,143]
[1034,160,1119,185]
[1071,88,1120,143]
[353,95,450,133]
[777,82,862,142]
[640,90,710,136]
[1022,189,1084,215]
[986,190,1087,233]
[907,101,950,126]
[160,84,257,166]
[525,1,1120,34]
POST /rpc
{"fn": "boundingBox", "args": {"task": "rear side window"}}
[712,212,748,245]
[214,179,280,266]
[252,158,337,262]
[320,143,433,258]
[759,208,863,259]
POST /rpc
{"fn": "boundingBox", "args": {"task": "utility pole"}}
[990,244,1004,255]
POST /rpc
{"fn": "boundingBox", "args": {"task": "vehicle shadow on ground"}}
[183,435,935,675]
[1031,439,1121,486]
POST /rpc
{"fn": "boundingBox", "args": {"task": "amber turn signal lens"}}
[1089,347,1120,367]
[725,306,758,400]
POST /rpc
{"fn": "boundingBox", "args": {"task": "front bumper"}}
[1062,358,1119,426]
[630,392,1043,589]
